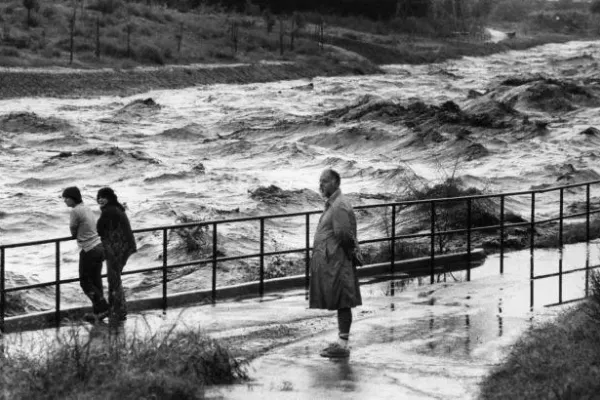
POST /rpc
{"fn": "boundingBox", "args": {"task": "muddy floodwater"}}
[2,40,600,315]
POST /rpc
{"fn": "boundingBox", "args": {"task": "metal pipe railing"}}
[530,192,536,309]
[55,242,61,328]
[2,179,600,331]
[500,195,505,274]
[259,218,265,297]
[430,201,435,284]
[467,198,472,282]
[559,189,564,304]
[1,248,5,333]
[390,205,396,296]
[212,223,217,303]
[305,214,310,297]
[162,228,168,311]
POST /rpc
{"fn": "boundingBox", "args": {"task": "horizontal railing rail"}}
[2,179,600,332]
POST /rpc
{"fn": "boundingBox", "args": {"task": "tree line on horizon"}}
[115,0,483,20]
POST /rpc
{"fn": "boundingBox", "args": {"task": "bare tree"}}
[23,0,39,27]
[69,1,77,64]
[229,20,239,55]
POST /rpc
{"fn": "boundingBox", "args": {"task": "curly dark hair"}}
[97,187,125,211]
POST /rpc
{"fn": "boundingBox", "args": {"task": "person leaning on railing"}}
[62,186,109,323]
[96,187,137,325]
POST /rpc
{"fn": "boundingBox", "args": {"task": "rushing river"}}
[2,40,600,315]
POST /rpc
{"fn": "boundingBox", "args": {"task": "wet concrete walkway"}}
[3,250,575,399]
[202,261,567,400]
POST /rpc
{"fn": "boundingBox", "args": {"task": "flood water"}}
[2,39,600,315]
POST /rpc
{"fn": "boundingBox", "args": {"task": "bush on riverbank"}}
[0,325,248,399]
[479,271,600,399]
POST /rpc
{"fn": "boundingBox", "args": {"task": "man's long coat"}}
[309,190,362,310]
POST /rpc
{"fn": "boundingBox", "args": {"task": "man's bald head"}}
[319,169,341,198]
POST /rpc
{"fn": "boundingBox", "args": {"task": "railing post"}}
[55,241,61,328]
[390,205,396,296]
[162,229,168,311]
[530,192,535,309]
[559,188,564,304]
[500,195,505,274]
[586,184,591,297]
[1,247,5,333]
[586,184,591,243]
[305,214,310,297]
[466,198,472,282]
[259,218,265,297]
[430,201,435,285]
[212,223,217,304]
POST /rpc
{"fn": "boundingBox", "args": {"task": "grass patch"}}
[0,324,248,399]
[479,272,600,399]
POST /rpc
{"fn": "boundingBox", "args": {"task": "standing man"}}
[62,186,109,322]
[310,169,363,358]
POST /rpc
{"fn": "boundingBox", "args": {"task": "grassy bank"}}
[0,0,598,99]
[0,325,248,399]
[0,58,380,99]
[479,273,600,399]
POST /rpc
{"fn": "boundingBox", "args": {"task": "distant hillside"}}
[0,0,596,72]
[0,0,336,69]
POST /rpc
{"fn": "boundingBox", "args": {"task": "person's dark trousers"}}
[338,307,352,340]
[79,244,109,314]
[106,257,127,321]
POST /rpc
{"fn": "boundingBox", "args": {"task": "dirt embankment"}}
[0,60,380,99]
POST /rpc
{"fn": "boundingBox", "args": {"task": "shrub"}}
[105,26,122,38]
[490,0,537,22]
[87,0,124,14]
[4,3,16,15]
[208,47,235,60]
[528,10,591,33]
[264,256,301,279]
[137,25,154,37]
[294,41,320,56]
[592,0,600,14]
[4,34,29,49]
[389,16,437,36]
[41,5,55,19]
[137,43,164,64]
[102,40,128,58]
[0,325,248,399]
[171,214,212,254]
[141,7,165,23]
[41,46,61,58]
[74,41,95,52]
[0,46,20,57]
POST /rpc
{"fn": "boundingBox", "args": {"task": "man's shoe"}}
[320,343,350,358]
[109,312,127,324]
